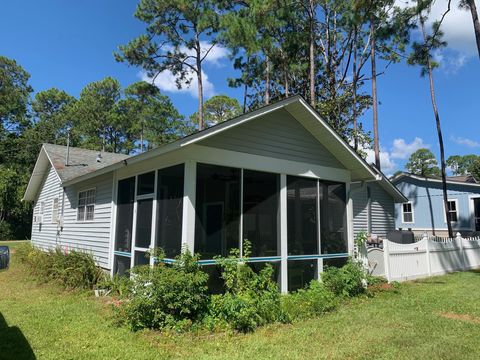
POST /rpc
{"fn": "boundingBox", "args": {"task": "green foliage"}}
[115,0,221,129]
[321,259,367,298]
[281,281,338,321]
[18,244,105,289]
[447,154,480,177]
[206,242,287,332]
[190,95,241,127]
[0,56,32,132]
[118,250,209,331]
[406,148,441,177]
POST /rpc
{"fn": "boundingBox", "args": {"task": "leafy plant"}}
[321,259,367,298]
[206,241,288,332]
[281,280,337,321]
[118,250,209,331]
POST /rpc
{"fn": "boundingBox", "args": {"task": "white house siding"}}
[369,183,395,238]
[199,108,345,170]
[31,165,63,249]
[351,183,368,237]
[60,172,114,269]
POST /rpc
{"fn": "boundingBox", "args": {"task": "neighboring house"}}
[392,173,480,237]
[351,168,408,240]
[23,95,398,292]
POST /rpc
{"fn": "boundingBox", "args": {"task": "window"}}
[447,200,458,222]
[320,181,348,254]
[115,177,135,253]
[195,164,241,259]
[51,198,59,223]
[402,202,413,223]
[156,164,184,258]
[77,189,95,221]
[38,201,45,223]
[137,171,155,195]
[287,176,318,255]
[243,170,279,257]
[135,199,153,248]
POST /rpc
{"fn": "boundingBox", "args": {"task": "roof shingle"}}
[43,143,130,182]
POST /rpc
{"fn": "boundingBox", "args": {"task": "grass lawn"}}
[1,240,480,360]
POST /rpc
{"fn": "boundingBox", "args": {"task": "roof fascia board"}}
[393,173,480,188]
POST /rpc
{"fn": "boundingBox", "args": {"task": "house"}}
[23,95,403,292]
[392,172,480,237]
[351,167,407,241]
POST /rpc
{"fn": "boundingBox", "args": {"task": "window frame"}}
[51,197,59,224]
[445,199,459,223]
[402,202,414,224]
[77,188,96,222]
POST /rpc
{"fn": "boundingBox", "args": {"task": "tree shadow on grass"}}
[0,312,35,360]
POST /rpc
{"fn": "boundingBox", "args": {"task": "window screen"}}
[156,164,184,258]
[195,163,241,259]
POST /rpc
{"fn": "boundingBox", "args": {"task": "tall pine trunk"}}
[467,0,480,60]
[265,56,270,105]
[420,19,453,238]
[309,0,316,107]
[370,20,380,170]
[196,37,204,131]
[352,29,358,151]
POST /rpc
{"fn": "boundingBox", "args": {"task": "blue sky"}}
[1,0,479,175]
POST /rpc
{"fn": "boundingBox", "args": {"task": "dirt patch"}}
[439,312,480,324]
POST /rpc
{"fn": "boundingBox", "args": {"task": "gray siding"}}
[61,172,114,269]
[369,183,395,238]
[31,165,63,249]
[352,183,368,237]
[31,166,114,269]
[200,108,345,169]
[351,182,395,239]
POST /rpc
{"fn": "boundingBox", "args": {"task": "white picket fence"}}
[370,233,480,282]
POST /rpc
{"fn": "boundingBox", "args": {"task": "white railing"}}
[381,233,480,282]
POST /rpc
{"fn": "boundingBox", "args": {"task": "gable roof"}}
[23,144,129,201]
[61,96,379,187]
[391,172,480,188]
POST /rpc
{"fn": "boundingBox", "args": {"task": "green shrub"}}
[281,280,337,320]
[98,274,132,297]
[119,250,209,331]
[321,259,367,298]
[17,244,105,290]
[206,244,288,332]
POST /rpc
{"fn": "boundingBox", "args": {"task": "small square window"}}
[77,189,95,221]
[447,200,458,222]
[402,202,413,223]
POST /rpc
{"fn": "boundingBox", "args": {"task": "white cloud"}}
[391,137,430,159]
[364,147,398,174]
[397,0,478,70]
[139,42,228,98]
[451,135,480,148]
[141,69,216,98]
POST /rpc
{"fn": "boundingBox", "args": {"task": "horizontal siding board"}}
[200,108,345,169]
[352,183,368,237]
[370,183,395,238]
[61,172,114,269]
[31,167,114,270]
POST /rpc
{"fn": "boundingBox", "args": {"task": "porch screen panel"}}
[195,163,241,259]
[135,199,153,248]
[288,260,317,292]
[320,181,347,254]
[115,176,135,253]
[243,170,279,257]
[287,176,318,255]
[156,164,184,258]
